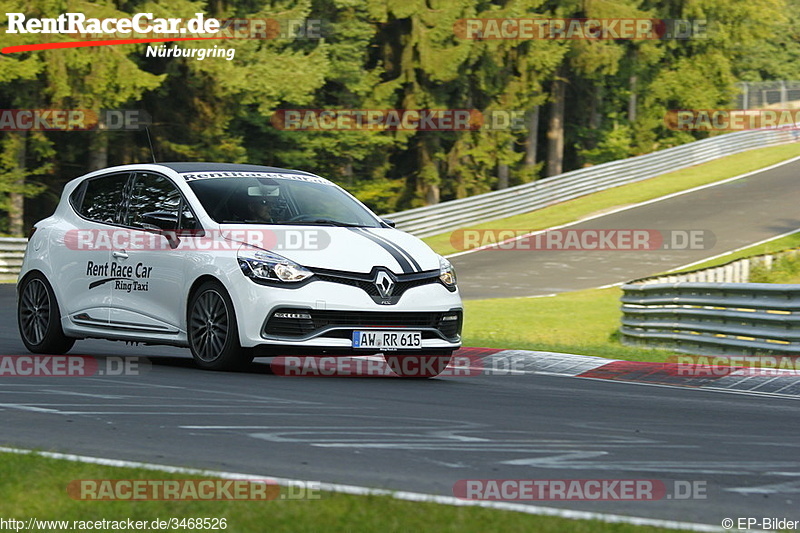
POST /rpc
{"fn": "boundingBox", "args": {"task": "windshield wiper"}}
[219,220,276,224]
[286,218,367,227]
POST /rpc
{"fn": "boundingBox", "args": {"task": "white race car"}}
[17,163,462,375]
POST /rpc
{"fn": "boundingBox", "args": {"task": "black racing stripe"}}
[366,229,424,272]
[364,229,423,272]
[351,228,414,273]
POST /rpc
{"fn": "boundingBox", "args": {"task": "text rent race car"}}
[17,163,462,376]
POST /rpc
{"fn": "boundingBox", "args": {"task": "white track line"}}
[446,154,800,259]
[0,446,725,532]
[667,228,800,273]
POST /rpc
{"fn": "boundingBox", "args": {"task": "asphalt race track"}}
[451,157,800,299]
[1,286,799,528]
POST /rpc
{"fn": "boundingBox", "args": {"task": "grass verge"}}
[0,451,679,533]
[424,142,800,256]
[462,287,681,363]
[665,231,800,274]
[750,251,800,284]
[460,228,800,363]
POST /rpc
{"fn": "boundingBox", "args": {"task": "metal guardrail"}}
[0,237,26,279]
[387,127,800,237]
[620,282,800,355]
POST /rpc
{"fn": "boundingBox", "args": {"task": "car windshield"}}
[187,175,382,227]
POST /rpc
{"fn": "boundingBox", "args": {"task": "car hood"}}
[219,225,440,275]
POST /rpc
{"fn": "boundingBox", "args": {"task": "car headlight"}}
[238,247,313,283]
[438,255,457,288]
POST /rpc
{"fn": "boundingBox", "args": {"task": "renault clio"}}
[17,163,462,376]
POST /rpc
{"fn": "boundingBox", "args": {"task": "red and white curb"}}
[456,347,800,398]
[274,347,800,398]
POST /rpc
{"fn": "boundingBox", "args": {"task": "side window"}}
[180,205,198,232]
[125,173,199,232]
[72,173,130,224]
[125,173,181,231]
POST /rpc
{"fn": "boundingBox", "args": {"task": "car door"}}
[107,171,195,334]
[54,172,131,327]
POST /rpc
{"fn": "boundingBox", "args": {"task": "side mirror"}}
[162,230,180,249]
[381,218,396,228]
[140,213,181,249]
[141,212,178,231]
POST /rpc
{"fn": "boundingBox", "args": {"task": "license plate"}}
[352,330,422,350]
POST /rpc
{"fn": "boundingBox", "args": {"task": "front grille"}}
[311,267,445,304]
[264,308,462,341]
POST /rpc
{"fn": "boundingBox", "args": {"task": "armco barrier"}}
[620,282,800,355]
[387,127,800,237]
[620,247,800,355]
[0,237,26,279]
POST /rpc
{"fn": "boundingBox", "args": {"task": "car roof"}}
[155,162,318,176]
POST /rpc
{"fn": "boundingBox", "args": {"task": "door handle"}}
[112,250,129,259]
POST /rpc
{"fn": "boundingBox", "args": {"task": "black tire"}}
[384,353,452,378]
[187,281,253,371]
[17,272,75,355]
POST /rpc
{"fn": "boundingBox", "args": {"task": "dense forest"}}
[1,0,799,236]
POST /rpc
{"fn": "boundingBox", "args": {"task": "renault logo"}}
[374,270,395,298]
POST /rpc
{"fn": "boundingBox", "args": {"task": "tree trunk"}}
[525,105,539,172]
[497,161,509,189]
[546,69,566,177]
[590,84,602,131]
[425,183,440,205]
[497,137,516,189]
[8,131,27,237]
[419,134,440,205]
[339,159,354,187]
[628,49,638,123]
[424,181,440,205]
[628,73,637,123]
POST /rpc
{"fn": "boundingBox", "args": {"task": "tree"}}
[0,1,164,234]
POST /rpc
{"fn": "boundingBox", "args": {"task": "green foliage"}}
[749,252,800,283]
[579,121,634,165]
[0,0,797,227]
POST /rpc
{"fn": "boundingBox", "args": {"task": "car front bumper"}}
[228,274,463,353]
